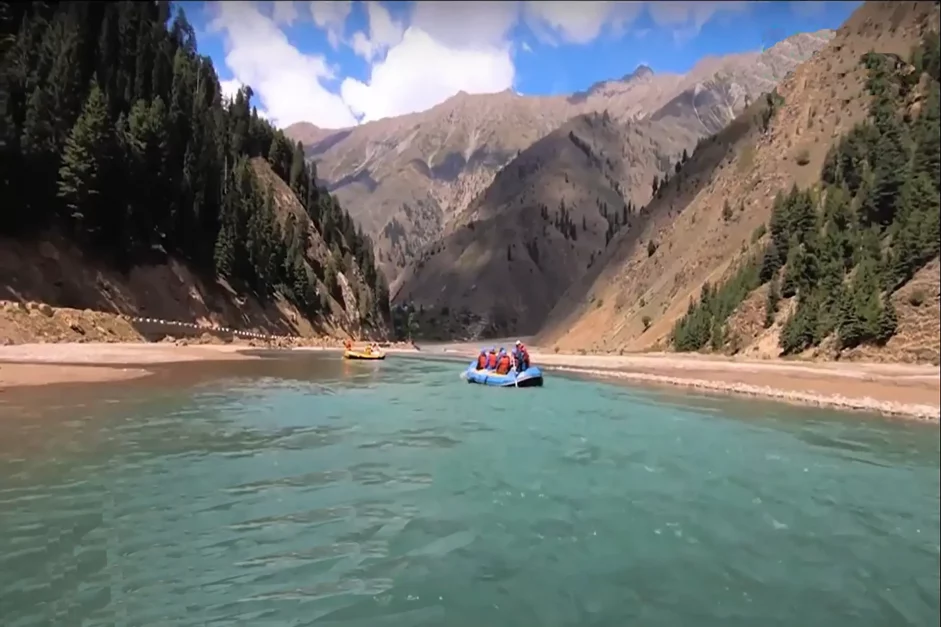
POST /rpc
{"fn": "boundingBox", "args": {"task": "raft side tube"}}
[344,350,386,360]
[463,361,544,387]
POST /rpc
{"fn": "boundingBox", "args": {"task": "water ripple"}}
[1,358,938,626]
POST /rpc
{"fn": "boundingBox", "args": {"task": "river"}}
[1,354,938,626]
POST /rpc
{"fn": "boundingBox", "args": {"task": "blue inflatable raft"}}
[463,362,544,388]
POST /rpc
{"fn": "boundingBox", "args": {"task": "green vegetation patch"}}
[0,2,391,327]
[671,31,941,356]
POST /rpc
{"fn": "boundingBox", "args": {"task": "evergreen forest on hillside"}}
[0,2,390,325]
[671,30,940,355]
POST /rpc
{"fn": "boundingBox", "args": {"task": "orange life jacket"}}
[476,354,487,369]
[496,354,511,374]
[487,352,498,369]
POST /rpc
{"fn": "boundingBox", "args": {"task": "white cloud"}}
[208,2,357,129]
[411,1,521,49]
[308,0,352,48]
[339,1,518,123]
[647,1,751,45]
[349,1,404,61]
[206,1,763,130]
[647,1,749,33]
[341,27,515,123]
[523,1,644,45]
[271,1,299,26]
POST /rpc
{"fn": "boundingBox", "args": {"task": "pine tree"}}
[19,83,58,212]
[886,172,941,290]
[780,293,820,354]
[42,10,84,148]
[289,140,307,196]
[780,239,801,298]
[912,80,940,190]
[674,39,941,357]
[213,222,236,278]
[764,277,780,328]
[836,287,863,349]
[861,111,908,227]
[58,83,112,231]
[123,99,162,241]
[758,241,781,284]
[874,298,898,345]
[324,254,338,301]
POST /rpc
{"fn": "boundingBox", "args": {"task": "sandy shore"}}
[0,342,419,388]
[1,341,937,421]
[0,343,255,388]
[424,342,941,421]
[0,363,153,387]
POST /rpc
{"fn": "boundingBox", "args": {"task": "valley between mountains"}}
[1,1,936,369]
[288,1,940,365]
[287,29,834,293]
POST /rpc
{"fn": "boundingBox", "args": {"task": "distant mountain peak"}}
[566,64,656,105]
[623,64,654,82]
[285,121,322,131]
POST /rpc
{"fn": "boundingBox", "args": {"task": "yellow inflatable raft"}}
[343,350,386,360]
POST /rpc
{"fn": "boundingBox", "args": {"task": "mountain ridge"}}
[285,29,834,283]
[0,1,390,343]
[537,0,940,364]
[389,30,835,336]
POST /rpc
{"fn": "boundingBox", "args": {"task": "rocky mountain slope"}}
[0,157,388,342]
[538,0,940,364]
[390,32,835,336]
[0,2,388,342]
[285,30,834,282]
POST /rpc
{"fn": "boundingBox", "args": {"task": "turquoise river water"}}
[0,354,938,626]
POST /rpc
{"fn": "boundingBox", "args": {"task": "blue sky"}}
[182,1,861,129]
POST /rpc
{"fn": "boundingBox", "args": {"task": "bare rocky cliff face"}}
[285,30,834,292]
[536,0,940,363]
[387,30,834,336]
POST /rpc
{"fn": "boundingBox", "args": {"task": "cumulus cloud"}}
[411,1,521,49]
[340,1,519,122]
[349,1,404,61]
[523,1,644,45]
[207,1,760,129]
[309,0,352,48]
[647,1,751,45]
[647,0,749,28]
[341,28,515,122]
[208,2,357,128]
[270,1,299,26]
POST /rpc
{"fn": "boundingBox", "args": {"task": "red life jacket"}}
[496,354,511,374]
[476,354,487,369]
[487,352,498,368]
